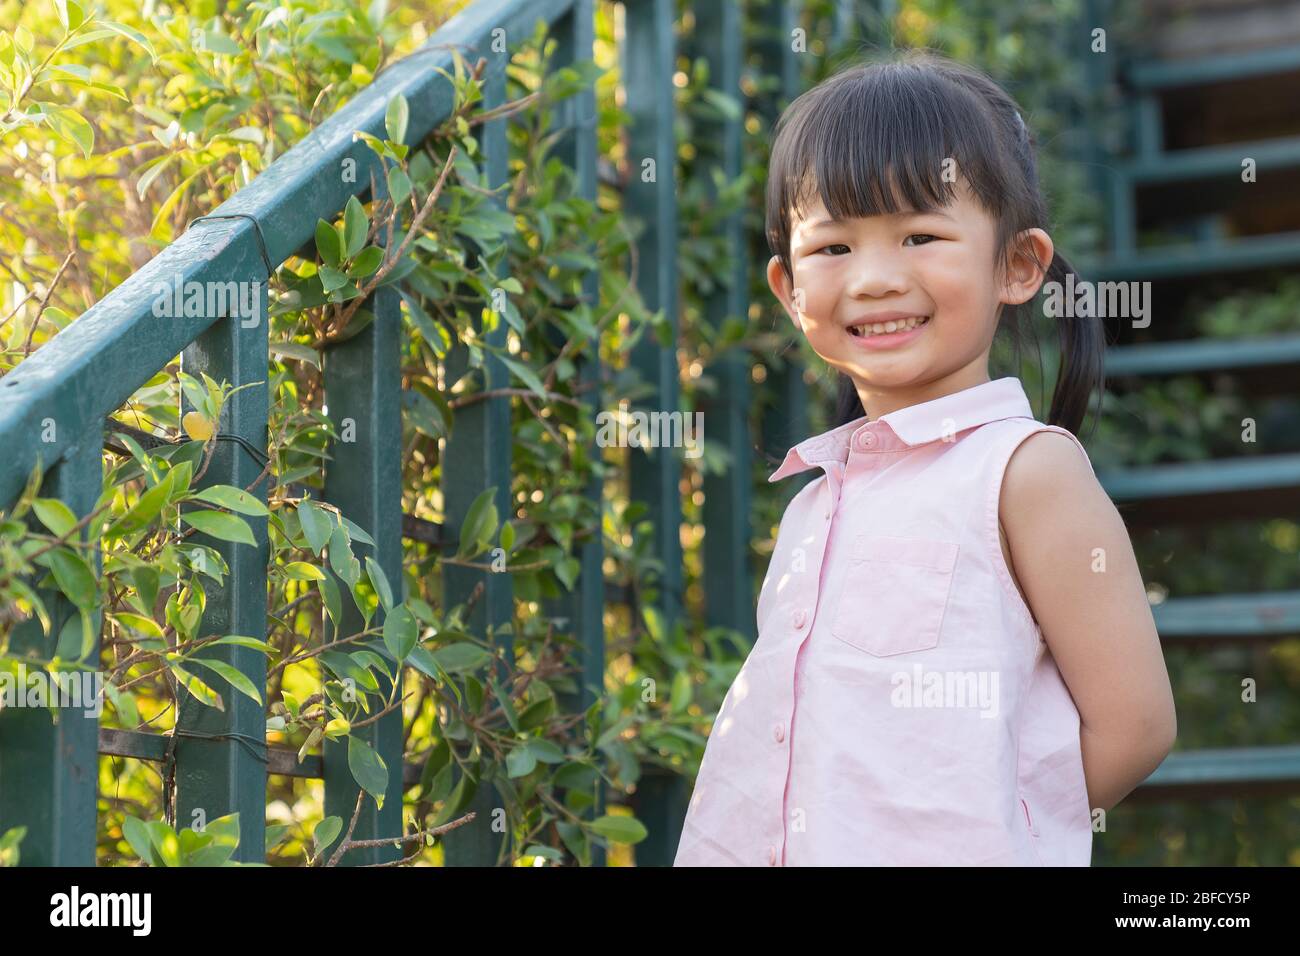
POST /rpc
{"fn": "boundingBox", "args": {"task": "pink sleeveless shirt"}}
[673,376,1094,866]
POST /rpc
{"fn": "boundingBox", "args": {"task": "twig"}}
[323,144,459,341]
[23,251,76,358]
[323,790,366,867]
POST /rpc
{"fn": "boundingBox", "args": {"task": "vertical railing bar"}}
[439,39,513,867]
[624,0,684,628]
[0,426,103,865]
[623,0,688,867]
[697,0,755,643]
[546,0,607,867]
[319,225,405,863]
[174,239,270,863]
[757,0,809,494]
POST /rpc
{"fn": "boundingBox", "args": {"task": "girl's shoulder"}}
[1002,424,1096,487]
[998,425,1104,538]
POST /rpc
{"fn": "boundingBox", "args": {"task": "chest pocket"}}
[830,534,960,656]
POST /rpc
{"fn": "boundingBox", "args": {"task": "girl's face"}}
[766,179,1051,410]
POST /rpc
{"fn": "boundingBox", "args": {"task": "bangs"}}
[767,56,1027,271]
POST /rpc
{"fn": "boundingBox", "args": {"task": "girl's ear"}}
[1000,228,1055,306]
[766,255,805,333]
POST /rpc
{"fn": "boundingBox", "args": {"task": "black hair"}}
[764,50,1103,440]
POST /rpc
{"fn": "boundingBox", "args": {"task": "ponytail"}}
[1042,252,1105,441]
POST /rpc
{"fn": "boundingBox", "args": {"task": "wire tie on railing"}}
[185,213,276,279]
[212,432,271,468]
[169,729,270,766]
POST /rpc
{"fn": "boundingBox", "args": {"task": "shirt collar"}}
[768,376,1035,482]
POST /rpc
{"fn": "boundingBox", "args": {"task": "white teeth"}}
[850,316,929,337]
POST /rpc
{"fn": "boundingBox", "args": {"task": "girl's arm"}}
[1000,431,1177,814]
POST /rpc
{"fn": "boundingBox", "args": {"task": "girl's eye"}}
[904,234,940,246]
[817,243,850,255]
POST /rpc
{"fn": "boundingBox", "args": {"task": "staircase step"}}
[1125,43,1300,90]
[1098,454,1300,526]
[1118,134,1300,185]
[1132,745,1300,800]
[1152,590,1300,641]
[1106,333,1300,378]
[1079,230,1300,281]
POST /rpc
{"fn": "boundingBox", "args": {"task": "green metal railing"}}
[0,0,608,867]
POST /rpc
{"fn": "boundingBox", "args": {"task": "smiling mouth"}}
[847,316,931,337]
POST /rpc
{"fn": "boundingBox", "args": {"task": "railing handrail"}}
[0,0,577,508]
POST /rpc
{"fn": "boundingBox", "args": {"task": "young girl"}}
[673,52,1177,867]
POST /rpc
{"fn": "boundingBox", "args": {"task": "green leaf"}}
[319,265,349,293]
[382,604,417,662]
[385,93,409,144]
[499,355,549,400]
[284,561,326,581]
[32,498,77,538]
[405,643,448,685]
[387,166,411,206]
[489,676,520,733]
[97,18,158,62]
[189,485,268,516]
[116,612,164,640]
[106,467,175,537]
[348,245,383,279]
[317,575,342,633]
[55,608,94,660]
[122,816,161,865]
[181,509,256,547]
[269,341,321,369]
[354,131,390,160]
[364,556,394,612]
[204,635,274,652]
[186,813,240,866]
[297,500,333,555]
[319,651,379,693]
[170,664,224,711]
[343,195,368,258]
[132,566,160,612]
[348,736,389,809]
[456,487,498,559]
[327,524,359,587]
[315,218,342,268]
[432,642,493,675]
[46,106,94,158]
[670,669,693,715]
[313,816,343,857]
[555,557,580,591]
[527,738,566,764]
[187,657,263,705]
[201,31,241,55]
[506,745,536,778]
[45,547,96,607]
[149,167,207,239]
[589,814,648,845]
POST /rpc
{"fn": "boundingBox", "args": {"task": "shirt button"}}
[858,432,875,449]
[774,722,785,743]
[792,608,808,629]
[768,845,778,865]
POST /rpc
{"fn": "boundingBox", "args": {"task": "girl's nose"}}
[845,250,909,299]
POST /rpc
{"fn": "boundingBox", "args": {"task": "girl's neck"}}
[855,367,993,421]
